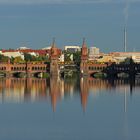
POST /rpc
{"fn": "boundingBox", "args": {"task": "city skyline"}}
[0,0,140,52]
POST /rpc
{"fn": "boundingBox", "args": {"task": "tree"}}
[122,57,134,64]
[13,56,24,63]
[24,53,35,61]
[0,54,9,62]
[73,51,81,66]
[64,51,74,63]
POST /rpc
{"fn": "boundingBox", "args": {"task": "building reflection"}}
[49,77,64,111]
[80,77,89,112]
[0,77,140,111]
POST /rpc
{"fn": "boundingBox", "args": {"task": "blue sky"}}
[0,0,140,52]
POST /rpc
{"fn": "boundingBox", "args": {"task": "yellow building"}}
[97,55,116,63]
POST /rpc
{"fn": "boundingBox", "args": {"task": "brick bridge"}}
[80,39,140,77]
[0,61,49,77]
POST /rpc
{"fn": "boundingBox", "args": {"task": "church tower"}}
[50,39,59,77]
[80,38,88,76]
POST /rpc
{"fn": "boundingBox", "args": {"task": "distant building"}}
[97,54,116,63]
[132,56,140,63]
[17,46,30,50]
[89,47,100,60]
[41,46,51,50]
[0,50,24,60]
[89,47,99,55]
[110,52,140,63]
[64,46,81,53]
[19,49,49,57]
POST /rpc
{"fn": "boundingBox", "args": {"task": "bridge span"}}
[0,62,49,77]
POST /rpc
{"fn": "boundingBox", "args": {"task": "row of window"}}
[108,66,140,71]
[0,67,47,71]
[0,67,6,70]
[89,66,106,71]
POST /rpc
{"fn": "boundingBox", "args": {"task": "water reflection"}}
[0,77,140,110]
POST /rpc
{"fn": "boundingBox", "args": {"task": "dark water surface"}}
[0,77,140,140]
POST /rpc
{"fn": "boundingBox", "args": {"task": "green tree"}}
[64,51,72,62]
[24,53,35,61]
[14,56,24,63]
[73,51,81,66]
[0,54,9,62]
[122,57,134,64]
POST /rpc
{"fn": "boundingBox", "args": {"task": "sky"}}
[0,0,140,52]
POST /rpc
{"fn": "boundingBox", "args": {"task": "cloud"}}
[0,0,139,4]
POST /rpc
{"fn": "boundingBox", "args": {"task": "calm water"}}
[0,77,140,140]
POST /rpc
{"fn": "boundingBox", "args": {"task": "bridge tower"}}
[50,39,59,77]
[80,38,88,76]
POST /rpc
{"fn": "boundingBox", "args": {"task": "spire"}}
[82,38,87,48]
[52,37,56,48]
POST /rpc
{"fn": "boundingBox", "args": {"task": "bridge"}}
[0,62,49,77]
[105,63,140,77]
[88,63,108,75]
[82,62,140,78]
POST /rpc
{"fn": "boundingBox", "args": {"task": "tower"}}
[124,27,127,52]
[50,39,59,77]
[80,38,88,76]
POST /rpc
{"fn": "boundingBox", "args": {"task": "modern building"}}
[89,47,100,60]
[89,47,100,55]
[64,46,81,53]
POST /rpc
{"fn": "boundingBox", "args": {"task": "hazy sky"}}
[0,0,140,52]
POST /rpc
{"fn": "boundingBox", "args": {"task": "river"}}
[0,77,140,140]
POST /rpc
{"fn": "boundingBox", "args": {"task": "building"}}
[89,47,99,55]
[89,47,100,60]
[96,54,116,63]
[0,50,24,60]
[59,53,64,63]
[41,46,51,50]
[64,46,81,53]
[110,52,140,64]
[17,46,30,50]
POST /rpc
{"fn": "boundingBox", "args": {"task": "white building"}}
[42,46,51,50]
[59,54,64,63]
[64,46,81,53]
[0,51,24,60]
[17,46,30,50]
[89,47,100,55]
[89,47,100,60]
